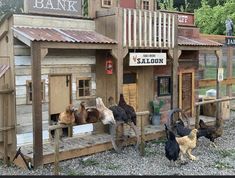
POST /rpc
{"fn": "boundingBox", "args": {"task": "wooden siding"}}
[14,47,97,136]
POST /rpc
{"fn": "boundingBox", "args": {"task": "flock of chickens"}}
[58,94,137,128]
[58,94,224,165]
[164,116,223,165]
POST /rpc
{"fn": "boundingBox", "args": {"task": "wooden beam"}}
[199,78,235,88]
[41,42,116,50]
[13,30,32,47]
[179,46,221,51]
[31,42,43,168]
[0,30,8,41]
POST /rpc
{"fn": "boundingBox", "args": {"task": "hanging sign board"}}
[24,0,83,17]
[218,68,224,82]
[129,53,167,66]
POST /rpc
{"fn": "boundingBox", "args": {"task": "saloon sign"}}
[129,53,167,66]
[25,0,82,17]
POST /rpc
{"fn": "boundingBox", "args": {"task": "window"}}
[157,76,171,96]
[76,78,91,98]
[26,80,45,104]
[102,0,112,8]
[142,0,149,10]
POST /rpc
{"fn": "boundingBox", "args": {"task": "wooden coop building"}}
[0,0,224,168]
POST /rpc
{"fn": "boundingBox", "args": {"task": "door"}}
[179,70,195,117]
[123,73,137,111]
[49,75,72,120]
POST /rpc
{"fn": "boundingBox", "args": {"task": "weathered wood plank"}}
[199,78,235,88]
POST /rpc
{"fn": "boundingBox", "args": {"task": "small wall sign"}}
[129,53,167,66]
[24,0,83,17]
[218,68,224,82]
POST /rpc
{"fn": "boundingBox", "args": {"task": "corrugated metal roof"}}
[12,27,117,44]
[0,64,10,78]
[178,36,223,47]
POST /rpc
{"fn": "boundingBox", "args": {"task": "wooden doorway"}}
[123,73,137,111]
[49,74,72,124]
[179,70,195,117]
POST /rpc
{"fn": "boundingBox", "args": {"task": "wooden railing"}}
[199,78,235,88]
[122,8,176,48]
[194,97,235,128]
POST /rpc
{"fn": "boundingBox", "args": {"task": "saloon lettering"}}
[33,0,78,12]
[136,58,164,64]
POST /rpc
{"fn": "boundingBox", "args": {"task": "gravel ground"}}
[1,113,235,176]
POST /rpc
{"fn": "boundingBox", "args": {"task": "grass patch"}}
[81,159,99,167]
[151,139,166,145]
[217,149,235,158]
[213,161,233,170]
[106,163,121,170]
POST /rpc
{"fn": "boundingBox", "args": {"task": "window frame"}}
[142,0,150,10]
[26,80,45,104]
[76,77,92,99]
[157,76,171,97]
[101,0,112,8]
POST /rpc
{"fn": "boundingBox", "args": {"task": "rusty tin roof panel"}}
[13,27,117,44]
[60,29,117,44]
[0,64,10,78]
[178,36,223,47]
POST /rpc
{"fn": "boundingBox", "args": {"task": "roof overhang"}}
[12,26,117,49]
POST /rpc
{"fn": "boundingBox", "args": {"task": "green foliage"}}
[158,0,177,11]
[195,0,235,35]
[149,99,164,115]
[81,159,99,167]
[83,0,88,16]
[214,161,234,170]
[0,0,24,20]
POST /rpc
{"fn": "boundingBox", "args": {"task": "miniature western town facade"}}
[0,0,223,168]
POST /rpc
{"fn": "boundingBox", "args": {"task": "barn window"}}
[102,0,112,8]
[76,78,91,98]
[26,80,45,104]
[142,0,150,10]
[157,76,171,96]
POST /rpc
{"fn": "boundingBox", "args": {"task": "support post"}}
[195,105,200,129]
[140,115,145,156]
[3,84,9,166]
[215,50,222,126]
[226,46,233,97]
[54,128,60,175]
[31,42,45,168]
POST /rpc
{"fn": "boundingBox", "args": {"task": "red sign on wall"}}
[177,13,194,26]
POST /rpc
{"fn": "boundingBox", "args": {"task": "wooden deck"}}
[14,115,217,169]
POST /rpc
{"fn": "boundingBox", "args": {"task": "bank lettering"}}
[26,0,82,17]
[33,0,78,12]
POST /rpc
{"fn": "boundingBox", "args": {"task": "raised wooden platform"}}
[14,115,217,169]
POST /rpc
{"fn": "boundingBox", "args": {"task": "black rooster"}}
[164,124,180,165]
[108,96,129,123]
[198,119,223,147]
[118,94,137,125]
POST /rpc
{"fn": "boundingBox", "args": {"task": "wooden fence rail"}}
[195,97,235,128]
[49,111,150,175]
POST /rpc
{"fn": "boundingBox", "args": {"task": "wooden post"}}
[31,42,43,168]
[54,128,60,175]
[195,105,200,129]
[3,85,9,165]
[170,15,180,110]
[140,115,145,156]
[215,50,222,125]
[226,46,233,97]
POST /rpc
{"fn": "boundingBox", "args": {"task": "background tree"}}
[195,0,235,35]
[0,0,24,20]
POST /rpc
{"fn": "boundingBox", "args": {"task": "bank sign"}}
[129,53,167,66]
[25,0,82,17]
